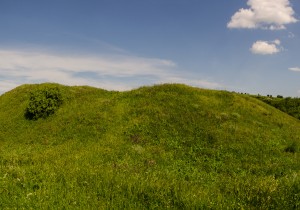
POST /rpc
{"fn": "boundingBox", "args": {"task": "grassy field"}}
[0,83,300,209]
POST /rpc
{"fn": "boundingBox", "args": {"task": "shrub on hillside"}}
[25,87,64,120]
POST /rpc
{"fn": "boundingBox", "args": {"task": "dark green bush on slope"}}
[25,87,64,120]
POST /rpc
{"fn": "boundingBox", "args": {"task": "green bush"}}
[25,87,64,120]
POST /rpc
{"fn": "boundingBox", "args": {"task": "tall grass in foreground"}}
[1,141,299,209]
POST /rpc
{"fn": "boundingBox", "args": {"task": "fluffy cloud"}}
[250,40,282,55]
[0,49,222,94]
[289,67,300,72]
[228,0,298,30]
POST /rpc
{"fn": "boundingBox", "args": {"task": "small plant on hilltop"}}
[25,87,64,120]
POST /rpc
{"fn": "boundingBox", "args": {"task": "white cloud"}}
[0,48,223,94]
[273,39,281,45]
[289,67,300,72]
[250,40,282,55]
[0,50,176,77]
[228,0,298,30]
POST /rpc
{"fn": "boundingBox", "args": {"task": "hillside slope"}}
[0,83,300,209]
[254,95,300,120]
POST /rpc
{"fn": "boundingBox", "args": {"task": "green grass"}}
[0,83,300,209]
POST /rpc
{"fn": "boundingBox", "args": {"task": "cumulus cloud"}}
[289,67,300,72]
[0,48,223,94]
[250,40,282,55]
[228,0,298,30]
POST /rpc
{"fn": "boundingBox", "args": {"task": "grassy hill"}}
[0,83,300,209]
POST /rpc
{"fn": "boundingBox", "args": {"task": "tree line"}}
[254,95,300,120]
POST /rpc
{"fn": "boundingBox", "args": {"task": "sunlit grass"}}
[0,83,300,209]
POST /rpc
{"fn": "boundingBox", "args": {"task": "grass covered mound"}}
[0,83,300,209]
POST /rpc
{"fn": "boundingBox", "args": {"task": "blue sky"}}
[0,0,299,96]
